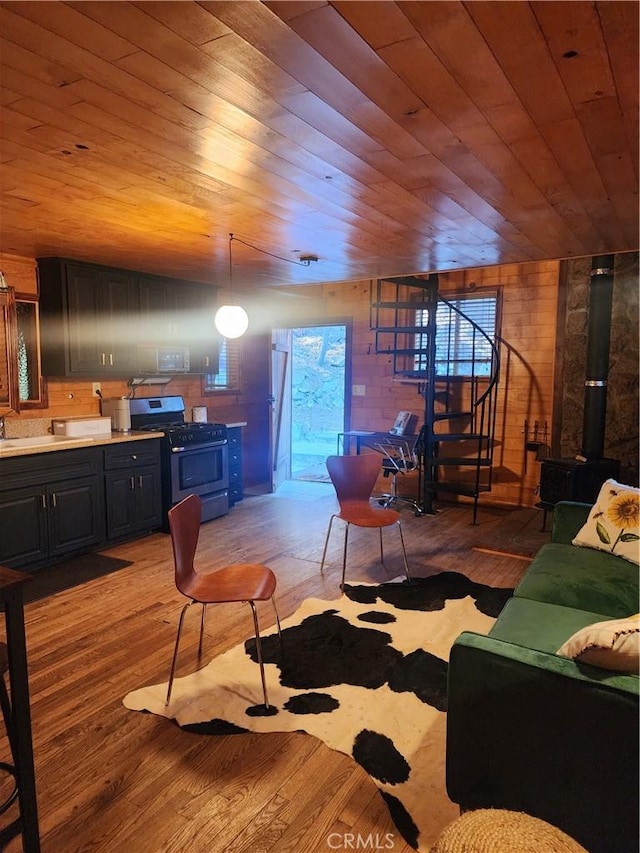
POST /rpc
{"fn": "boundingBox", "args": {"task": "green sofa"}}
[446,501,639,853]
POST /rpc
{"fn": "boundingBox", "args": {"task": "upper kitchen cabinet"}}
[38,258,139,377]
[138,276,219,373]
[37,259,219,378]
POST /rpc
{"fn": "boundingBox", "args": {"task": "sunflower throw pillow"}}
[572,479,640,565]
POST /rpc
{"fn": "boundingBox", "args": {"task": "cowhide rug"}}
[124,571,513,850]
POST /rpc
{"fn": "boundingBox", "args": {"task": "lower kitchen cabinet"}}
[0,439,163,570]
[0,449,104,569]
[104,440,162,540]
[227,426,244,506]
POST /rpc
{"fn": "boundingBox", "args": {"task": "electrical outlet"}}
[353,384,366,396]
[92,382,101,396]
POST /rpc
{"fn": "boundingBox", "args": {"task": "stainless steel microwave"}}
[136,345,191,373]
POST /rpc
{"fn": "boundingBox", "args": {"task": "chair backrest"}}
[377,425,425,473]
[326,454,382,506]
[167,494,202,593]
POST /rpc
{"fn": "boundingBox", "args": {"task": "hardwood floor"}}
[2,481,533,852]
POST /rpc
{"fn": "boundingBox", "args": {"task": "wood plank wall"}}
[1,251,560,507]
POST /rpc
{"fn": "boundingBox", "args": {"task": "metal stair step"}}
[375,325,435,333]
[428,432,488,441]
[425,457,492,466]
[422,481,492,496]
[433,411,473,421]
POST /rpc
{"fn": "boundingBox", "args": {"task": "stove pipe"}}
[581,255,614,461]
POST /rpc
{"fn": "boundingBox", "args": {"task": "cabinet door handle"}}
[109,353,113,366]
[137,475,143,488]
[51,493,57,508]
[100,353,106,365]
[131,455,137,461]
[204,356,209,367]
[129,477,135,490]
[40,494,46,509]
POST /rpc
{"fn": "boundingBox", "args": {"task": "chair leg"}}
[396,520,411,583]
[248,601,270,708]
[340,522,350,590]
[0,674,17,767]
[320,514,338,573]
[271,596,284,656]
[166,600,194,707]
[198,603,207,659]
[0,675,19,816]
[379,527,385,565]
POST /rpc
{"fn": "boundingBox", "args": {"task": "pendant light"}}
[214,233,249,339]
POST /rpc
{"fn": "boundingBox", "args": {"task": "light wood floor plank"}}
[2,481,530,851]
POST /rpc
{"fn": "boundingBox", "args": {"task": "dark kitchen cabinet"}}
[0,485,49,566]
[104,440,162,540]
[139,276,219,373]
[138,276,185,343]
[0,448,104,569]
[37,258,219,377]
[227,426,244,506]
[38,258,139,377]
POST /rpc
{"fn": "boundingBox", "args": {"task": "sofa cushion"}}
[572,480,640,565]
[490,597,613,654]
[557,614,640,673]
[513,542,639,618]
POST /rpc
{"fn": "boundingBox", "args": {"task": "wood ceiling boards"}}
[0,1,637,289]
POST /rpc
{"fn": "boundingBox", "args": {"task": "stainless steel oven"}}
[128,395,230,528]
[168,433,229,522]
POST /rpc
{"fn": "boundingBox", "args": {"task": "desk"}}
[337,430,417,455]
[0,566,40,851]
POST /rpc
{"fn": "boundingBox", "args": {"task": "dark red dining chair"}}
[320,453,411,589]
[165,494,282,708]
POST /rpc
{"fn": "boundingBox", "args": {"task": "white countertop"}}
[0,431,162,459]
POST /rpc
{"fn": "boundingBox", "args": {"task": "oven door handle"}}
[171,440,228,453]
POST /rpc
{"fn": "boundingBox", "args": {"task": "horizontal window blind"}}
[415,292,498,377]
[204,338,241,391]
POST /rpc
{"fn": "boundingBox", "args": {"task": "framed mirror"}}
[16,297,47,408]
[0,283,19,415]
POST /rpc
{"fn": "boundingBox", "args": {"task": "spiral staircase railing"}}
[370,276,500,523]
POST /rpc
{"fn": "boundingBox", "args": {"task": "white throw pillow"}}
[572,479,640,565]
[557,614,640,673]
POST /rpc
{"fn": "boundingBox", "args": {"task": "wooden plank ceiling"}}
[0,1,638,289]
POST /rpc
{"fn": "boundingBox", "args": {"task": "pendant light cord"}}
[228,233,316,267]
[229,232,234,301]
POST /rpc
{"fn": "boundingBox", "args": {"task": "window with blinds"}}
[415,291,499,377]
[203,338,241,393]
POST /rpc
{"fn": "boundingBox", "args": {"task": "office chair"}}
[320,453,411,590]
[376,426,426,516]
[166,494,282,708]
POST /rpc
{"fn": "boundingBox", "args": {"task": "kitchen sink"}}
[0,435,91,449]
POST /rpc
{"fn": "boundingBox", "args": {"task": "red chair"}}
[166,494,281,708]
[320,454,411,589]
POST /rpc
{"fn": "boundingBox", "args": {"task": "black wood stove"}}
[539,255,619,507]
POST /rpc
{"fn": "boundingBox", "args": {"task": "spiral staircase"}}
[370,275,501,524]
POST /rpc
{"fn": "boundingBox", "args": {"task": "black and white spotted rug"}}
[124,572,513,850]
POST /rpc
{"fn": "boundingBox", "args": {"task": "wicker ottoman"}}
[430,809,588,853]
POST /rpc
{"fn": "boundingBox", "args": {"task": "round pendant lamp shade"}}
[214,304,249,339]
[214,232,249,339]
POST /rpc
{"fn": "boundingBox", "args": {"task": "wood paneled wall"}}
[7,250,634,508]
